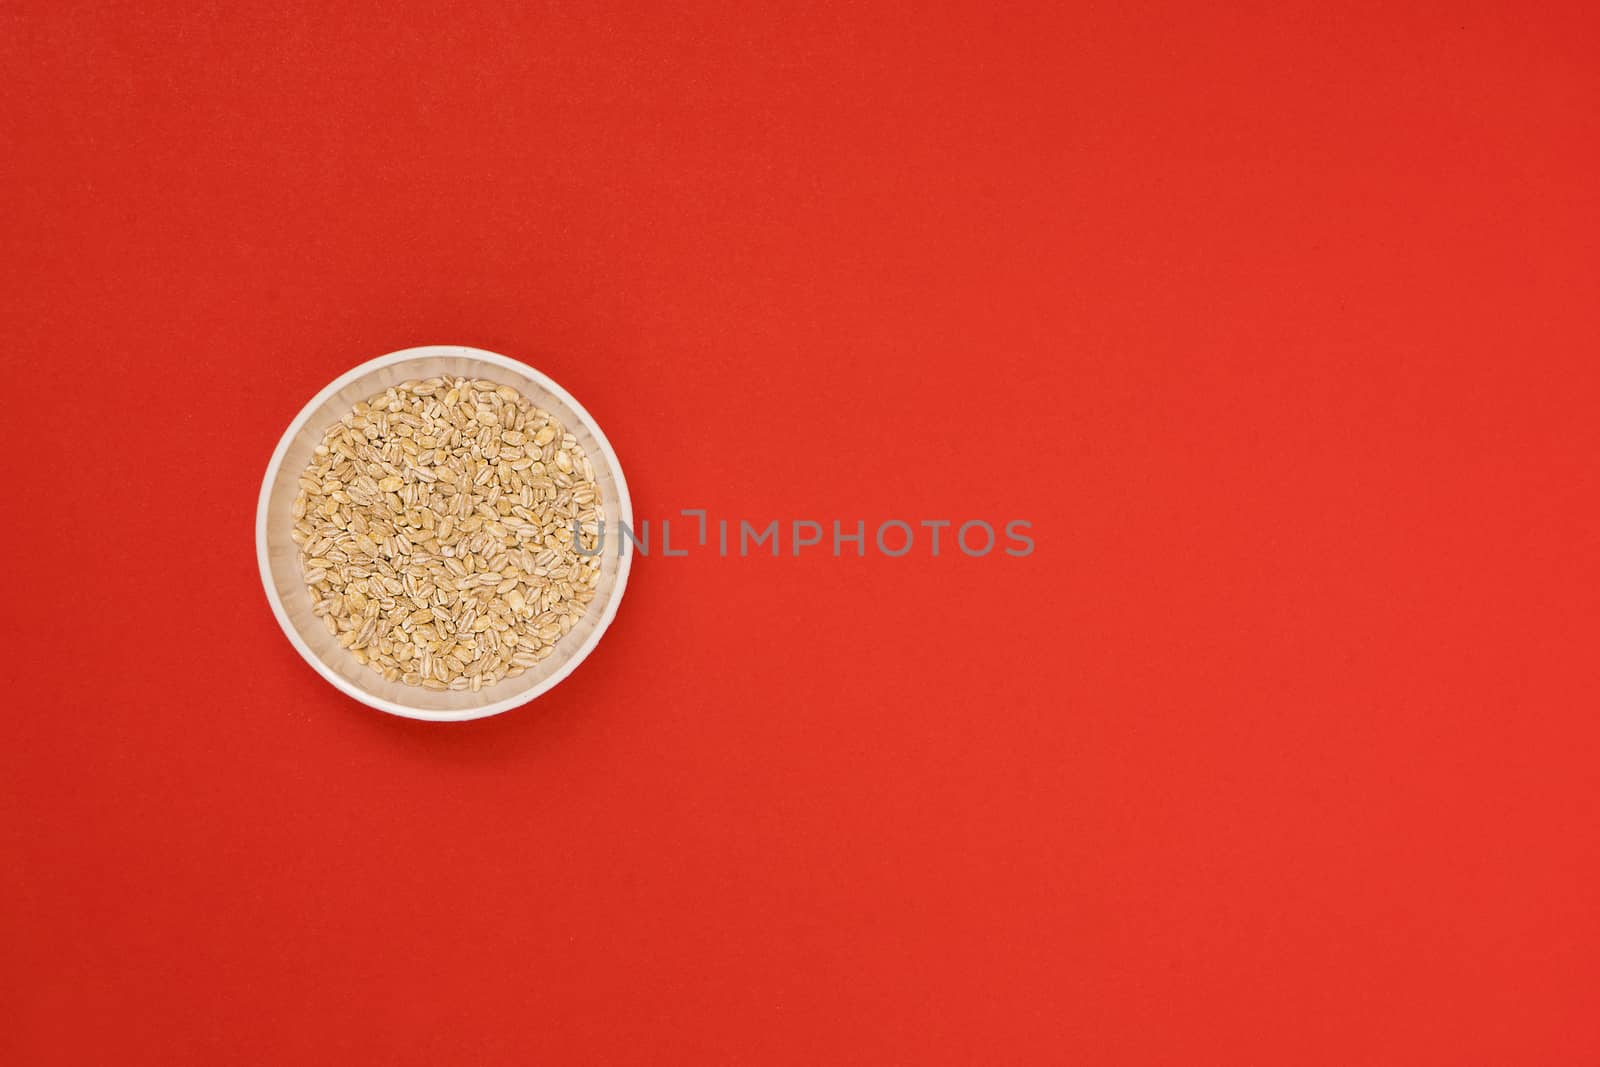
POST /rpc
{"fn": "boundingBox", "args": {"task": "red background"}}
[4,3,1598,1063]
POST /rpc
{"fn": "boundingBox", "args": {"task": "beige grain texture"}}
[290,376,605,692]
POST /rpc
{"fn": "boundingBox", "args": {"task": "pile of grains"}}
[290,376,604,692]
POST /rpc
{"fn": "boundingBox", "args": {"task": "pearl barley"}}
[289,377,605,692]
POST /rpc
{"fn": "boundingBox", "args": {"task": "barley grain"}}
[293,376,605,693]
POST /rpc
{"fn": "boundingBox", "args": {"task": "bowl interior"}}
[258,347,631,720]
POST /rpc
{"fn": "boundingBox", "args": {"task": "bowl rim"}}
[255,345,634,722]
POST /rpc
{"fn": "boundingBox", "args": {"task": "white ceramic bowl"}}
[256,345,633,721]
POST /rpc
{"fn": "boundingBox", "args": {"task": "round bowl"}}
[256,345,633,721]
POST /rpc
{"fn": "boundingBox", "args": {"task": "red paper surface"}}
[4,3,1598,1063]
